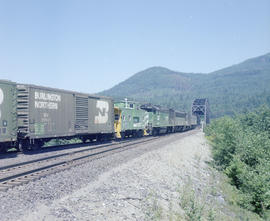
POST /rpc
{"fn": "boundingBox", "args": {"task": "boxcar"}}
[114,101,148,138]
[0,80,17,152]
[16,83,114,150]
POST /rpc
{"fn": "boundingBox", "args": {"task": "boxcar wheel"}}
[0,145,7,153]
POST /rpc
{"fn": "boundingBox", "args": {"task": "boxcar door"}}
[75,95,89,134]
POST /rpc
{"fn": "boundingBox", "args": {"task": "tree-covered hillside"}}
[205,107,270,218]
[100,53,270,118]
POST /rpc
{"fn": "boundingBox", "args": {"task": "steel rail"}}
[0,138,139,171]
[0,136,138,158]
[0,136,158,190]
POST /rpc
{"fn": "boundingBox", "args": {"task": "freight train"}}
[0,80,197,152]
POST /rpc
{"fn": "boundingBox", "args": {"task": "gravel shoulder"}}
[1,130,255,221]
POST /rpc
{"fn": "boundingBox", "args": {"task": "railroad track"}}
[0,136,158,191]
[0,138,125,157]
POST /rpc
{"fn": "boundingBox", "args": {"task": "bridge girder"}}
[192,98,210,124]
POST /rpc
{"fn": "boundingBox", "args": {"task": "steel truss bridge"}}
[192,98,210,125]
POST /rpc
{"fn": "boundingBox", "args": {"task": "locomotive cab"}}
[0,80,17,152]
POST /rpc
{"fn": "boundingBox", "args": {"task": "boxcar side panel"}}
[88,97,114,134]
[28,86,75,139]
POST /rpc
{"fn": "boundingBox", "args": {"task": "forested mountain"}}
[100,53,270,118]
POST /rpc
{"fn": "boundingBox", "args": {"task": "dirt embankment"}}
[8,130,262,220]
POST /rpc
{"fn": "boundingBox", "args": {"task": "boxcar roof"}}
[17,82,112,100]
[0,79,16,85]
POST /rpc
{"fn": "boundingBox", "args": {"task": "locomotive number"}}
[95,101,109,124]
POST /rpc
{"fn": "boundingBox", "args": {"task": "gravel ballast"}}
[0,130,240,220]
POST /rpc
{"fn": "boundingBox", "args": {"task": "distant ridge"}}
[210,52,270,75]
[100,53,270,118]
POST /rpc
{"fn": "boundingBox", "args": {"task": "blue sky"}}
[0,0,269,93]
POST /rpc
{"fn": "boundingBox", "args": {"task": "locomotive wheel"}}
[82,137,88,143]
[31,142,40,151]
[96,135,102,142]
[138,130,143,137]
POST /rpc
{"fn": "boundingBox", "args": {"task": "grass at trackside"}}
[144,162,262,221]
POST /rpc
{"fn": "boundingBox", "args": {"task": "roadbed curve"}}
[0,130,233,221]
